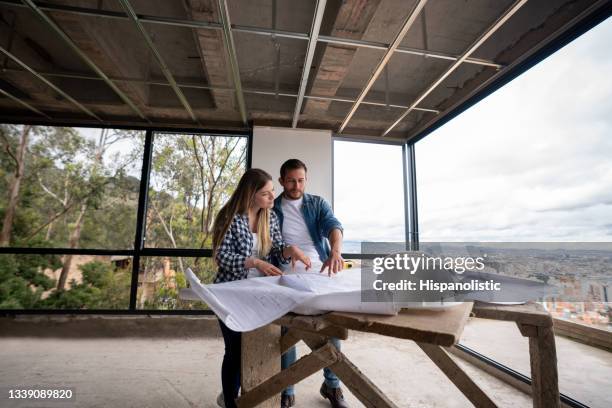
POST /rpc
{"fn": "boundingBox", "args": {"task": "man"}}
[273,159,348,408]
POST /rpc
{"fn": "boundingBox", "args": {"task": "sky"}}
[334,141,406,242]
[75,127,145,178]
[334,16,612,243]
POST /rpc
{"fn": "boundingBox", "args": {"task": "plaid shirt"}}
[213,211,288,283]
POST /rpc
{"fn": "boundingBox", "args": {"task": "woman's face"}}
[252,180,275,210]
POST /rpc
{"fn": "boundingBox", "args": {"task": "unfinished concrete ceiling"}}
[0,0,609,141]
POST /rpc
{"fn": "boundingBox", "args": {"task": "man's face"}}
[279,168,307,200]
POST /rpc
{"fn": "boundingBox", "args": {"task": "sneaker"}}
[320,383,349,408]
[281,393,295,407]
[216,391,225,408]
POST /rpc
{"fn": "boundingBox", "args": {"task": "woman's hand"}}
[285,245,312,271]
[253,258,283,276]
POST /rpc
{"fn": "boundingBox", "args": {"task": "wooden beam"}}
[330,355,399,408]
[517,322,539,338]
[236,342,341,408]
[241,325,281,407]
[473,302,553,328]
[528,326,560,408]
[275,314,332,332]
[280,328,301,355]
[298,333,397,408]
[325,303,473,346]
[552,317,612,352]
[417,343,498,408]
[274,313,349,339]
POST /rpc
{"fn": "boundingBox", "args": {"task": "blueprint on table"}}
[184,267,401,332]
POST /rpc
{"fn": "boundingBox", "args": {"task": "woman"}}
[211,168,310,408]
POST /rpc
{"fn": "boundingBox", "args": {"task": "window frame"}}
[0,121,251,315]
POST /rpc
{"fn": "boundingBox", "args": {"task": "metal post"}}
[403,143,419,250]
[291,0,327,128]
[217,0,248,126]
[129,130,154,310]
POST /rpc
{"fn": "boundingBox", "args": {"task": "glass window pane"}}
[333,140,406,254]
[0,125,144,249]
[0,253,131,310]
[145,133,247,249]
[136,256,215,311]
[415,19,612,405]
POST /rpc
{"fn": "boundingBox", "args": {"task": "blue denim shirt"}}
[273,193,343,263]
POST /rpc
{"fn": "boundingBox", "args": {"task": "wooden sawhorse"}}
[237,303,499,408]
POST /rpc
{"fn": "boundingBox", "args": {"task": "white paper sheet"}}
[184,267,401,332]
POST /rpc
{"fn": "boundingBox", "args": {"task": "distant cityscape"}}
[345,241,612,331]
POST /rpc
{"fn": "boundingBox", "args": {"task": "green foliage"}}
[41,261,131,309]
[0,253,58,309]
[1,124,246,310]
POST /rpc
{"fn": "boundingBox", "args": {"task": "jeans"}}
[218,319,241,408]
[280,326,341,396]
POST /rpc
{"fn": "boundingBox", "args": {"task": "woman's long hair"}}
[212,168,273,260]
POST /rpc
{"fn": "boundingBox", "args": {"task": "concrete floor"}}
[0,316,609,407]
[0,326,532,408]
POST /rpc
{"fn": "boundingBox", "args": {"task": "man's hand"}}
[320,250,343,276]
[254,259,283,276]
[286,245,312,271]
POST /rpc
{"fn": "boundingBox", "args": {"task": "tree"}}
[0,252,58,309]
[30,127,140,290]
[41,260,130,309]
[146,134,245,279]
[0,125,32,246]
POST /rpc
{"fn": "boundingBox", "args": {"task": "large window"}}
[333,140,406,254]
[146,133,246,249]
[0,126,247,311]
[414,18,611,406]
[0,125,144,249]
[139,133,246,309]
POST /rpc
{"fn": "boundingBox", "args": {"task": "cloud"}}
[412,20,612,242]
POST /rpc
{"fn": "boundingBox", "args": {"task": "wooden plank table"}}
[179,287,559,407]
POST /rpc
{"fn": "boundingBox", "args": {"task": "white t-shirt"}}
[246,232,263,278]
[281,196,322,271]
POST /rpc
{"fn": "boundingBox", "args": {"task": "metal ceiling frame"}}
[118,0,198,124]
[0,0,558,137]
[20,0,149,122]
[0,87,50,118]
[0,0,503,69]
[316,36,502,69]
[402,0,612,145]
[338,0,429,133]
[1,67,441,115]
[217,0,248,126]
[0,0,505,130]
[292,0,326,128]
[0,45,103,122]
[382,0,529,137]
